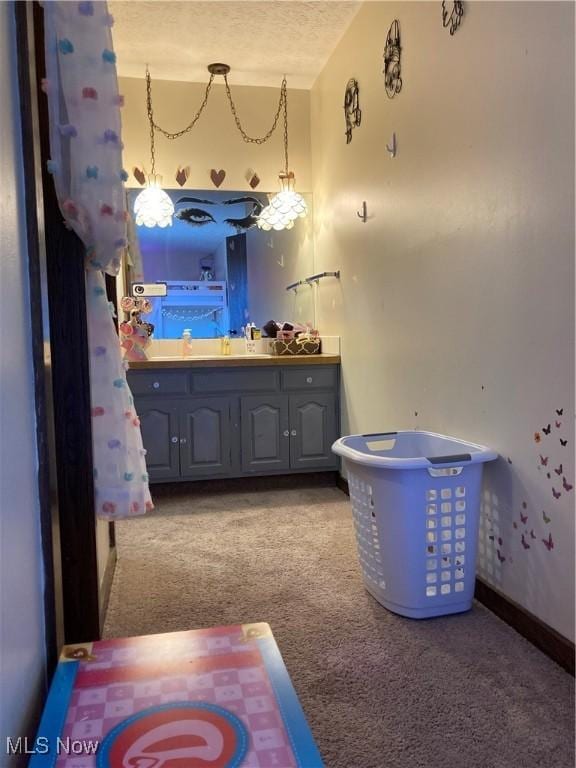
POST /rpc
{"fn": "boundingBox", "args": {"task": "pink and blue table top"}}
[31,623,323,768]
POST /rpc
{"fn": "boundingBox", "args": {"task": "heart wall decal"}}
[175,166,190,187]
[133,167,146,186]
[245,168,261,189]
[210,169,226,187]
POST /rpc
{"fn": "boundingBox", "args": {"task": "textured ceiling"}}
[110,1,360,89]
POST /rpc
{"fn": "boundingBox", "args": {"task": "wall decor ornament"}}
[175,166,190,187]
[383,20,402,98]
[344,78,362,144]
[132,166,146,185]
[210,168,226,187]
[442,1,464,35]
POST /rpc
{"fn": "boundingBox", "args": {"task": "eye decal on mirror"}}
[176,207,216,226]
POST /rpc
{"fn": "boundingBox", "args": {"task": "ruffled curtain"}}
[43,0,153,519]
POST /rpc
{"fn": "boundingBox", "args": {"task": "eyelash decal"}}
[223,196,264,230]
[176,208,216,226]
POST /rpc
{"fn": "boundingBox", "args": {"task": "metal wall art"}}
[442,1,464,35]
[344,78,362,144]
[383,20,402,98]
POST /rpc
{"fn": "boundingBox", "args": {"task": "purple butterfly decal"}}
[496,549,506,563]
[542,533,554,551]
[539,455,548,466]
[554,464,563,476]
[521,534,530,550]
[520,511,528,524]
[529,529,536,540]
[555,420,562,429]
[563,477,573,492]
[552,488,561,500]
[542,424,551,435]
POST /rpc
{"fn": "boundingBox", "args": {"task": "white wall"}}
[0,0,47,753]
[120,77,312,193]
[311,2,574,639]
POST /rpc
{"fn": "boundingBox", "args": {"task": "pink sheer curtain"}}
[43,0,153,519]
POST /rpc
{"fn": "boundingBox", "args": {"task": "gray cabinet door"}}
[240,395,290,473]
[179,398,233,478]
[289,393,339,470]
[136,399,180,482]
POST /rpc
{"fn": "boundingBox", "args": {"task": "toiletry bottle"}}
[221,335,231,355]
[182,329,192,357]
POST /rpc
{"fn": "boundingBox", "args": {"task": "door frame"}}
[14,1,109,657]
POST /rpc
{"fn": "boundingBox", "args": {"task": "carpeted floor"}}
[103,484,574,768]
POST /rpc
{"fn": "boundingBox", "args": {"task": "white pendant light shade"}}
[257,172,306,232]
[133,176,174,228]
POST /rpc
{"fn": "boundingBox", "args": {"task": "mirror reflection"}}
[127,189,315,339]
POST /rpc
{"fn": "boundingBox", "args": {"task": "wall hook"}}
[357,201,368,223]
[386,132,397,158]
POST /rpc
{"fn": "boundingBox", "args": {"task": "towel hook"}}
[386,132,397,158]
[357,201,368,223]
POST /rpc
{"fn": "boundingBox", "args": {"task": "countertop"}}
[128,354,341,370]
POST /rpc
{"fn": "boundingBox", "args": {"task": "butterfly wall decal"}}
[556,408,563,416]
[522,501,527,509]
[520,511,528,524]
[539,455,548,466]
[529,529,536,540]
[496,549,506,563]
[542,510,551,524]
[513,521,518,529]
[560,438,568,447]
[555,421,562,429]
[542,533,554,551]
[542,424,551,435]
[552,488,561,500]
[554,464,563,476]
[562,477,573,492]
[521,534,530,549]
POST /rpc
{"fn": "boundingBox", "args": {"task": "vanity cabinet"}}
[128,363,340,484]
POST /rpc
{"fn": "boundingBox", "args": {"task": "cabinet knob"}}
[152,381,160,389]
[291,429,297,437]
[180,437,187,444]
[171,436,178,444]
[306,376,313,384]
[283,430,290,437]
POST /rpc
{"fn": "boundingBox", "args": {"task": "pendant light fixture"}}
[144,64,307,232]
[133,67,174,227]
[257,82,308,232]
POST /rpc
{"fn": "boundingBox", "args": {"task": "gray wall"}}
[311,1,575,639]
[0,1,47,756]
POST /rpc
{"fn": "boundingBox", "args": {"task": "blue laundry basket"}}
[332,431,498,619]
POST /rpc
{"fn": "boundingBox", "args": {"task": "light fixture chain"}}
[283,79,289,173]
[223,75,287,146]
[145,67,156,174]
[148,70,216,140]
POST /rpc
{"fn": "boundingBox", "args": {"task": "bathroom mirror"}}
[126,188,315,339]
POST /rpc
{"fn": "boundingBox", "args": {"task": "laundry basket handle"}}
[427,453,471,464]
